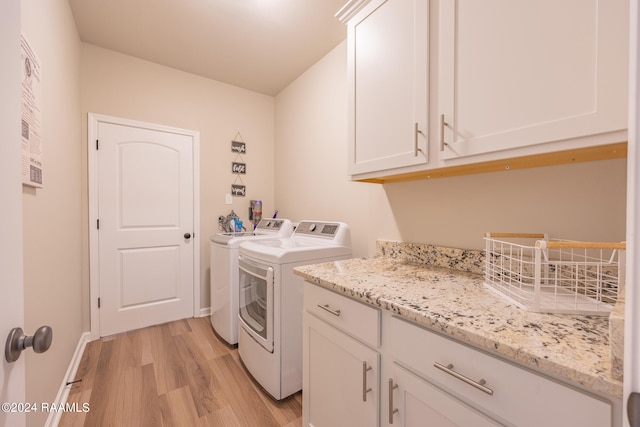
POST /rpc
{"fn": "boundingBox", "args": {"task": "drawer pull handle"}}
[317,304,341,317]
[362,362,372,401]
[434,362,494,396]
[389,378,399,424]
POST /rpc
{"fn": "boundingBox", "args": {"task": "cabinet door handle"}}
[362,361,372,401]
[434,362,494,395]
[388,378,399,424]
[440,114,450,151]
[317,304,341,317]
[414,122,424,156]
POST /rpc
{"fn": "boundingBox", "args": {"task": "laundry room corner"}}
[274,40,395,258]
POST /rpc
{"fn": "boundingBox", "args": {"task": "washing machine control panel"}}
[295,221,340,238]
[256,218,286,231]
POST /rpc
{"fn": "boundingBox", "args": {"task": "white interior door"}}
[90,114,199,337]
[0,2,26,425]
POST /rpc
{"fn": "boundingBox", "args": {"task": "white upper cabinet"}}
[439,0,629,161]
[339,0,628,182]
[339,0,429,176]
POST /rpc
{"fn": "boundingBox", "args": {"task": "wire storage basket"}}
[484,233,625,315]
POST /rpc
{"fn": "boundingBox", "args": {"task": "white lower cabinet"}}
[302,282,616,427]
[303,312,380,427]
[389,315,612,427]
[303,282,381,427]
[388,362,500,426]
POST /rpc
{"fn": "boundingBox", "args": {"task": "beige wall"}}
[274,41,381,257]
[275,40,627,256]
[79,44,276,325]
[20,1,83,426]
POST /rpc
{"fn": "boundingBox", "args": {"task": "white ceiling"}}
[68,0,348,96]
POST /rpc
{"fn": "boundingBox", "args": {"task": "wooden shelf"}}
[355,142,627,184]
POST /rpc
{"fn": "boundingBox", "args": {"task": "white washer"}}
[210,218,293,345]
[237,220,352,400]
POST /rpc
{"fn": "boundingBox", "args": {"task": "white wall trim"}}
[199,307,212,318]
[44,332,91,427]
[87,113,201,339]
[192,126,202,319]
[88,113,100,340]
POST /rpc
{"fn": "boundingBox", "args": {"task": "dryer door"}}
[238,256,274,352]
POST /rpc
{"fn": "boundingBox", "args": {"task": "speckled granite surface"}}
[376,240,485,274]
[294,246,623,399]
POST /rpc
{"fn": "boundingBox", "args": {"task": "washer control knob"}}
[309,223,317,232]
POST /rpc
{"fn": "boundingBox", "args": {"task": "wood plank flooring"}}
[59,317,302,426]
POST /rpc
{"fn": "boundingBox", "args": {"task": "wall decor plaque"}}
[231,140,246,154]
[232,162,246,174]
[231,184,246,197]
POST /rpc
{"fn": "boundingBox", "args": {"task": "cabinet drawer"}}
[389,316,611,427]
[304,282,380,348]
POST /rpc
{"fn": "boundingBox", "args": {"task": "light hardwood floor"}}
[59,317,302,426]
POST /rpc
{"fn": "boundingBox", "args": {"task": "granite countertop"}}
[293,245,623,400]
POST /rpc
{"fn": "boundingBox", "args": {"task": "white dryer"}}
[210,218,293,345]
[237,220,352,400]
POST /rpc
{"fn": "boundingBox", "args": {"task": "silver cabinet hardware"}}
[5,325,53,363]
[440,114,450,151]
[362,361,372,401]
[434,362,494,396]
[317,304,341,317]
[414,122,424,156]
[388,378,399,424]
[629,392,640,426]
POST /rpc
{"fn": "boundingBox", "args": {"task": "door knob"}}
[184,233,191,239]
[629,392,640,426]
[5,325,53,363]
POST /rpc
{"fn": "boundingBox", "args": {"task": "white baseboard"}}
[45,331,91,427]
[199,307,212,317]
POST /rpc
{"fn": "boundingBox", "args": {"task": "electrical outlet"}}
[225,193,233,205]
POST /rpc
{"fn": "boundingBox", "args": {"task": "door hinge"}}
[98,298,101,308]
[96,139,99,150]
[97,219,100,229]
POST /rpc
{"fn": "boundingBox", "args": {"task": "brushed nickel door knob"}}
[5,325,53,363]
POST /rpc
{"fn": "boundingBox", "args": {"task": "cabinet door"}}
[347,0,429,176]
[303,312,380,427]
[439,0,628,160]
[387,363,501,427]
